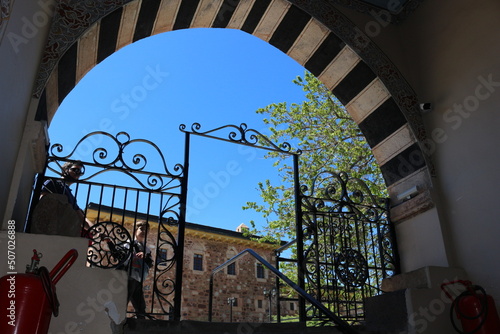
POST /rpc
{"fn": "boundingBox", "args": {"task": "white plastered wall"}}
[0,232,128,333]
[399,0,500,306]
[338,0,500,306]
[395,207,449,272]
[0,0,55,229]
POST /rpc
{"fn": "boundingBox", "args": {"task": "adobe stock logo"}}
[442,74,500,130]
[7,0,56,54]
[350,0,405,53]
[188,160,243,215]
[384,73,499,184]
[186,145,258,220]
[419,73,500,159]
[71,64,168,161]
[48,270,128,334]
[111,64,169,120]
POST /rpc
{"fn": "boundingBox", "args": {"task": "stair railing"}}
[208,248,360,334]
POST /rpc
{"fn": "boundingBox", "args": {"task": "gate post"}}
[173,131,190,321]
[293,153,307,322]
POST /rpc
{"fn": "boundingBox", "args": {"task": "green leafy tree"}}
[243,71,387,242]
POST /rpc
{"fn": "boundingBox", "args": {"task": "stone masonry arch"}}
[33,0,433,220]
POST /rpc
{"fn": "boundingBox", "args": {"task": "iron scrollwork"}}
[87,221,132,268]
[47,131,183,192]
[180,123,301,155]
[334,248,369,287]
[42,131,186,320]
[152,216,178,314]
[379,225,398,277]
[298,170,398,323]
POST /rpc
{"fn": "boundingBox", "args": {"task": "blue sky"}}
[49,28,308,232]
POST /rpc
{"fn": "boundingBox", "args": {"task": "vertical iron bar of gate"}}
[24,158,48,233]
[24,173,44,232]
[173,131,190,320]
[293,153,306,322]
[275,253,281,323]
[384,198,400,276]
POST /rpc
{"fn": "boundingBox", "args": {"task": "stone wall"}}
[135,225,298,322]
[184,235,274,322]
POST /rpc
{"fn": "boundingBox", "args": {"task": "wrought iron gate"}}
[26,131,186,320]
[277,170,400,324]
[26,125,399,324]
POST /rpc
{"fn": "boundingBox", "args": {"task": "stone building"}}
[86,204,297,323]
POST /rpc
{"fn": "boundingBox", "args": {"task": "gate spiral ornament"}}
[86,221,132,268]
[334,248,369,287]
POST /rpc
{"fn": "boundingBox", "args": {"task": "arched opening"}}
[7,2,500,333]
[24,0,438,326]
[33,0,434,223]
[31,25,398,324]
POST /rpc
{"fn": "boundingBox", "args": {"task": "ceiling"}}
[360,0,410,12]
[330,0,422,23]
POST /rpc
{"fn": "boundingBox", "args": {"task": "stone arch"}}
[33,0,433,219]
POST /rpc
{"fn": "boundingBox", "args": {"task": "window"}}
[256,263,265,278]
[257,300,263,309]
[193,254,203,271]
[290,302,295,311]
[157,248,168,265]
[227,262,236,275]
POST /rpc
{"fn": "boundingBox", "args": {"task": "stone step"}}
[122,319,377,334]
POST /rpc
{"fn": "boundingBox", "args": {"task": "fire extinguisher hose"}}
[450,285,488,334]
[39,266,60,317]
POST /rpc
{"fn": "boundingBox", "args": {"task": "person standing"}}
[32,160,93,236]
[127,220,153,319]
[41,161,84,211]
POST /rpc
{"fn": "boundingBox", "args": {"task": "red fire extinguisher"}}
[442,280,500,334]
[0,248,78,334]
